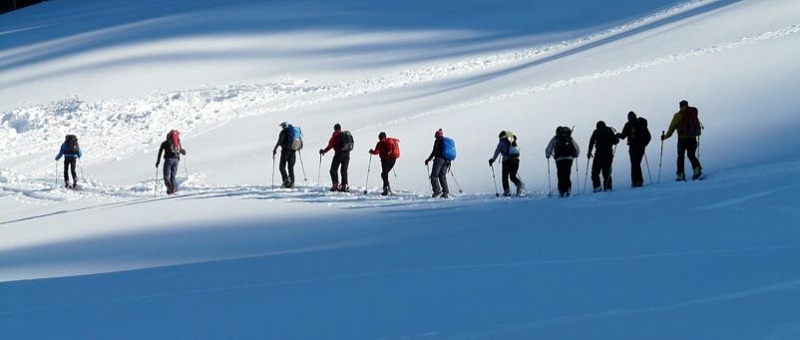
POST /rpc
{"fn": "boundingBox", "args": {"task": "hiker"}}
[662,100,703,181]
[616,111,651,187]
[488,130,525,196]
[368,132,399,196]
[587,121,619,192]
[156,130,186,195]
[273,122,298,188]
[319,123,352,192]
[545,126,580,197]
[424,128,452,198]
[54,134,82,189]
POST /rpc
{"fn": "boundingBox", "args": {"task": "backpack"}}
[680,107,701,137]
[338,130,354,152]
[385,137,400,159]
[288,125,303,151]
[168,130,181,155]
[636,118,651,146]
[553,126,576,158]
[65,135,79,154]
[504,131,520,156]
[442,137,457,161]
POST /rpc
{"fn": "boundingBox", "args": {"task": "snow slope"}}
[2,0,800,338]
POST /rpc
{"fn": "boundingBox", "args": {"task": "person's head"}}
[378,132,386,140]
[435,128,444,138]
[498,131,506,139]
[279,121,288,129]
[334,123,341,131]
[679,100,689,109]
[596,120,606,129]
[627,111,637,122]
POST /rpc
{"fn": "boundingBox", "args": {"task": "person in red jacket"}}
[319,123,351,192]
[369,132,397,195]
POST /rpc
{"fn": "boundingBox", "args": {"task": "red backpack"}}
[169,130,182,154]
[385,137,400,159]
[680,107,701,137]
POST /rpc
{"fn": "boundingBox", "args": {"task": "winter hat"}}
[596,121,606,129]
[679,100,689,108]
[279,121,288,128]
[627,111,637,120]
[498,131,506,139]
[435,128,444,138]
[334,123,341,131]
[378,132,386,140]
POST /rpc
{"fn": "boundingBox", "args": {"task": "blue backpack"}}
[442,137,456,161]
[284,125,303,150]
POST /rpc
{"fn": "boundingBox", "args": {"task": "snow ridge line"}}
[0,0,718,174]
[365,24,800,130]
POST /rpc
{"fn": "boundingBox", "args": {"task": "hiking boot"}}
[441,192,450,199]
[692,167,703,180]
[593,186,602,193]
[65,183,71,189]
[676,173,686,181]
[503,189,511,197]
[632,183,643,188]
[338,183,349,192]
[432,191,443,198]
[330,182,339,191]
[516,182,525,196]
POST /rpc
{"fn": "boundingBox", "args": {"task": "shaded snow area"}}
[2,0,800,338]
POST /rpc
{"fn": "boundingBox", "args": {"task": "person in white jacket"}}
[545,126,580,197]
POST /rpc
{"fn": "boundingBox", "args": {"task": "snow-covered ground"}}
[2,0,800,338]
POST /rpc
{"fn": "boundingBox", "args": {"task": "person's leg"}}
[162,159,171,187]
[287,151,296,185]
[676,139,687,178]
[68,159,77,186]
[279,151,289,184]
[630,148,644,186]
[439,161,450,196]
[63,159,70,186]
[340,152,350,187]
[508,158,522,188]
[501,161,511,194]
[329,153,341,186]
[591,157,602,190]
[602,155,613,190]
[557,160,573,195]
[430,158,443,195]
[169,159,179,192]
[685,138,702,176]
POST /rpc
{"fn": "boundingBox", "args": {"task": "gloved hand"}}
[54,157,59,161]
[319,149,325,155]
[587,153,592,159]
[424,159,430,166]
[155,162,159,168]
[272,149,277,156]
[368,149,374,154]
[488,159,494,166]
[661,135,667,141]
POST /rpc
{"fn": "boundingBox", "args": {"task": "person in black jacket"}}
[424,128,450,198]
[616,111,651,187]
[156,131,186,195]
[273,122,296,188]
[587,121,619,192]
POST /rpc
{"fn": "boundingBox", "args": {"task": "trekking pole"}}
[449,167,464,194]
[583,155,590,194]
[658,131,665,184]
[644,151,653,184]
[183,156,189,180]
[426,163,432,191]
[490,163,499,197]
[317,154,323,186]
[547,158,553,197]
[363,154,373,195]
[55,160,59,188]
[298,150,308,182]
[154,166,159,197]
[697,136,701,158]
[574,156,580,195]
[271,154,276,189]
[78,159,86,182]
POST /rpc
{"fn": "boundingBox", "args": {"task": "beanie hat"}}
[435,128,444,138]
[334,123,341,131]
[679,100,689,107]
[596,120,606,129]
[498,131,506,139]
[279,121,288,128]
[627,111,637,120]
[378,132,386,140]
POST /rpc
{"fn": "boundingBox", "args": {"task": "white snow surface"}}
[2,0,800,338]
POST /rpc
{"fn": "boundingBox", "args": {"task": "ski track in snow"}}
[1,0,797,206]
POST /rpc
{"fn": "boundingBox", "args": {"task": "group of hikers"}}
[55,100,704,198]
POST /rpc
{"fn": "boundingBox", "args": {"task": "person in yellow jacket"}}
[661,100,703,181]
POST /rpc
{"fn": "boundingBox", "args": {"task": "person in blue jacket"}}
[55,134,82,189]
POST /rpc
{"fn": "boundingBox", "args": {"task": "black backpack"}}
[637,118,652,146]
[554,126,576,158]
[338,131,354,152]
[65,135,80,154]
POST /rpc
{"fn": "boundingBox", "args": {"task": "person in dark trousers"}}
[617,111,650,187]
[55,135,82,189]
[424,128,450,198]
[273,122,297,188]
[587,121,619,192]
[662,100,703,181]
[156,132,186,195]
[320,123,350,192]
[546,127,580,197]
[369,132,396,196]
[489,131,525,196]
